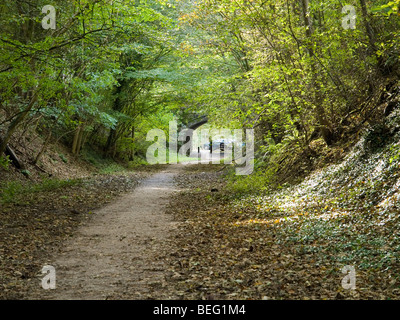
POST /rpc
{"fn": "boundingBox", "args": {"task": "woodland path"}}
[30,165,183,300]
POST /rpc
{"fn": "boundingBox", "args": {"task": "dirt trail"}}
[31,165,182,300]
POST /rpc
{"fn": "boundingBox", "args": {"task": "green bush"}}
[0,181,24,203]
[227,162,278,196]
[0,155,11,170]
[59,153,68,163]
[128,157,149,169]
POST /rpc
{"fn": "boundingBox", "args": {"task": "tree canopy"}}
[1,0,399,166]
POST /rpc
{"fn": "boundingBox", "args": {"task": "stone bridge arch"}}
[187,116,208,131]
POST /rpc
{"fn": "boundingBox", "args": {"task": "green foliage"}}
[174,0,400,151]
[128,158,149,169]
[98,163,128,174]
[21,169,31,176]
[59,153,68,163]
[0,178,80,204]
[0,0,180,160]
[227,162,278,196]
[0,156,11,170]
[81,147,127,173]
[0,181,23,204]
[1,0,399,174]
[373,0,400,15]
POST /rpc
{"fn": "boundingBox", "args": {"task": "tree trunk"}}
[358,0,376,52]
[105,128,118,157]
[0,136,24,169]
[358,0,389,75]
[300,0,334,145]
[34,131,52,165]
[76,126,84,155]
[105,79,126,157]
[129,126,135,161]
[72,124,81,155]
[0,91,38,155]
